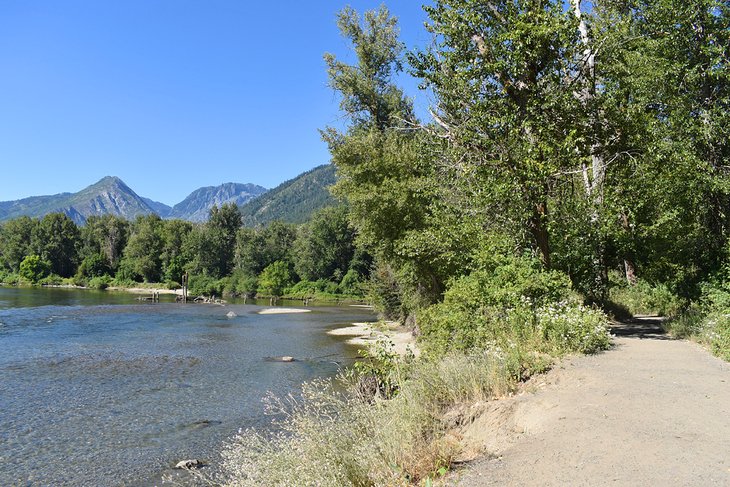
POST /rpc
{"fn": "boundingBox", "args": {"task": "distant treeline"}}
[0,204,369,299]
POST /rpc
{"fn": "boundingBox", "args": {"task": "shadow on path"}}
[610,316,670,340]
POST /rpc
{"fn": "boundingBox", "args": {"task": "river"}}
[0,287,374,486]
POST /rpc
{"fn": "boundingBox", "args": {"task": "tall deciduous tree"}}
[293,206,356,282]
[0,216,37,272]
[411,0,580,269]
[32,213,80,278]
[120,214,164,282]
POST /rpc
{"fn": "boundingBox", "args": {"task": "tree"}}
[120,215,164,282]
[206,203,242,277]
[411,0,580,268]
[257,260,294,299]
[293,206,356,282]
[32,213,80,278]
[0,216,37,272]
[161,219,193,282]
[324,6,452,314]
[19,254,51,283]
[80,215,129,272]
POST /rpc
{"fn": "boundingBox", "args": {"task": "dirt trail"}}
[455,318,730,486]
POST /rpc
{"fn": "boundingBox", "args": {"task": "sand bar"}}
[258,308,312,315]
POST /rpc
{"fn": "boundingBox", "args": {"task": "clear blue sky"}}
[0,1,432,206]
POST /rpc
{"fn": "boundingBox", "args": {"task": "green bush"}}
[703,312,730,361]
[188,274,226,297]
[257,261,294,297]
[77,253,111,278]
[225,270,257,297]
[662,281,730,361]
[165,280,181,290]
[339,269,364,296]
[0,271,20,285]
[19,254,51,283]
[39,274,63,286]
[536,302,612,355]
[608,277,683,317]
[88,275,112,290]
[418,254,602,357]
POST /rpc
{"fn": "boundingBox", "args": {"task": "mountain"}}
[141,197,172,218]
[0,176,156,225]
[239,164,337,226]
[169,182,268,222]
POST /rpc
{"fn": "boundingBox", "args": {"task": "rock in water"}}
[175,459,204,469]
[226,311,237,318]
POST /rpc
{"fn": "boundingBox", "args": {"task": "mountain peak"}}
[169,182,268,222]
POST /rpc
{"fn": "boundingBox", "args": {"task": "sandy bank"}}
[257,308,312,315]
[107,287,182,295]
[328,321,419,357]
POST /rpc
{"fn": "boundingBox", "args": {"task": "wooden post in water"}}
[182,272,189,304]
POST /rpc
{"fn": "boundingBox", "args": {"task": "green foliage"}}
[418,254,610,358]
[77,253,112,279]
[609,277,684,317]
[292,206,355,282]
[39,274,63,286]
[338,269,363,296]
[257,261,294,298]
[665,279,730,361]
[234,222,297,277]
[18,254,51,283]
[187,274,227,297]
[365,260,406,321]
[121,215,164,282]
[32,213,80,278]
[0,216,36,272]
[226,269,258,297]
[80,215,128,271]
[88,275,112,290]
[349,339,403,400]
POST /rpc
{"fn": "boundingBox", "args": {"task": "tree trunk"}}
[620,212,637,285]
[530,201,551,268]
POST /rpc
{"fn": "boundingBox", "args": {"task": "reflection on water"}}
[0,287,372,486]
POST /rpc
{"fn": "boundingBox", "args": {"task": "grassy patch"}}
[215,350,540,487]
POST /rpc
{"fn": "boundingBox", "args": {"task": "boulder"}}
[175,459,204,469]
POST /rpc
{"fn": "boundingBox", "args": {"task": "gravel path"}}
[455,318,730,486]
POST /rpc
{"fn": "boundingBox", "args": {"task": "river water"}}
[0,287,374,486]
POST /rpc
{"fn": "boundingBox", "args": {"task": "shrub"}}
[77,253,111,278]
[536,302,612,355]
[339,269,364,296]
[257,261,294,298]
[227,270,258,297]
[39,274,63,286]
[188,274,226,297]
[608,278,683,317]
[19,255,52,284]
[88,275,112,290]
[417,254,602,357]
[663,282,730,361]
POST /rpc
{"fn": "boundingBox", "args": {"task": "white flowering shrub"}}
[535,302,612,355]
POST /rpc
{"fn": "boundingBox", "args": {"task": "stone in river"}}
[175,459,204,469]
